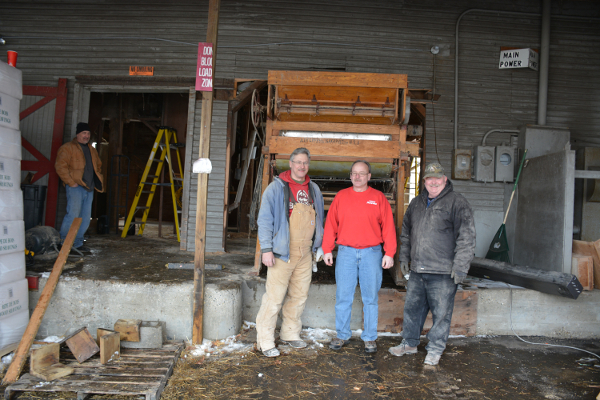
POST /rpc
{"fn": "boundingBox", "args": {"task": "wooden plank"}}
[99,332,120,365]
[114,319,142,342]
[268,136,401,159]
[571,255,594,291]
[66,328,100,364]
[275,155,395,163]
[30,364,74,382]
[377,288,478,336]
[572,239,600,289]
[96,328,116,345]
[193,0,221,345]
[251,154,272,275]
[272,120,401,135]
[1,218,82,385]
[30,343,73,381]
[268,70,408,88]
[0,342,18,358]
[277,85,397,105]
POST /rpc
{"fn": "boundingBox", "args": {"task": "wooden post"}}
[2,218,82,385]
[192,0,220,345]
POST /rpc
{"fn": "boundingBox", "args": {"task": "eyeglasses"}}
[350,172,369,177]
[291,161,309,166]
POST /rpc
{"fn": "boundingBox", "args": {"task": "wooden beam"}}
[2,218,81,385]
[192,0,220,345]
[231,80,268,113]
[266,136,418,159]
[268,71,408,88]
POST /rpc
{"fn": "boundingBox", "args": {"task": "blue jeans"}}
[59,185,94,248]
[402,272,458,356]
[334,244,383,341]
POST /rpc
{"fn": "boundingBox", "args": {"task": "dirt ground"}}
[3,228,599,399]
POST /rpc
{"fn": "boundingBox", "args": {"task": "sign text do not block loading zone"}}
[196,43,213,91]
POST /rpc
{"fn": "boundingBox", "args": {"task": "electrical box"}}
[495,146,515,182]
[474,146,495,182]
[452,149,472,180]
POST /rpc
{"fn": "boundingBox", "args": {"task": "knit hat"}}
[423,162,445,179]
[76,122,90,135]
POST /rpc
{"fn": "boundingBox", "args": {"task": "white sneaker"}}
[424,353,441,365]
[262,347,280,357]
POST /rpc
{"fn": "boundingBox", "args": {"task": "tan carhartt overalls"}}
[256,202,316,351]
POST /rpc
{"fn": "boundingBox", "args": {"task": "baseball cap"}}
[423,162,445,179]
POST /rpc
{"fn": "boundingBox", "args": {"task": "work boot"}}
[282,340,307,349]
[364,341,377,353]
[329,338,350,350]
[76,245,91,253]
[424,353,441,366]
[388,341,418,357]
[262,347,280,357]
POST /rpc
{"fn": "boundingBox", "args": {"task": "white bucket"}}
[0,157,20,191]
[0,252,25,286]
[0,278,28,322]
[0,308,29,348]
[0,190,24,221]
[0,126,21,160]
[0,61,23,100]
[0,93,19,130]
[0,220,25,256]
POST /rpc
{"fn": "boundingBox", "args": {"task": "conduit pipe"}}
[481,129,520,146]
[537,0,551,125]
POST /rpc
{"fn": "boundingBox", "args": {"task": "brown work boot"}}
[388,341,418,357]
[329,337,350,350]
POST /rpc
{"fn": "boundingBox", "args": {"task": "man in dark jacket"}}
[389,162,475,366]
[55,122,104,253]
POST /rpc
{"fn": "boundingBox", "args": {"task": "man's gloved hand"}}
[450,270,467,285]
[400,262,409,277]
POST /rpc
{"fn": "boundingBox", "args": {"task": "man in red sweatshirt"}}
[323,160,396,353]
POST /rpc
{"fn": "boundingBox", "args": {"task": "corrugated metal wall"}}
[2,0,599,251]
[186,100,228,252]
[19,95,55,187]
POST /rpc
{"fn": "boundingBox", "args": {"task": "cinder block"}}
[121,321,165,349]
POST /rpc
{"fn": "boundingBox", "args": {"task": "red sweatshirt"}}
[323,186,397,257]
[278,170,312,216]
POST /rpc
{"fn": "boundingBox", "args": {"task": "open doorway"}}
[224,84,268,251]
[87,92,189,239]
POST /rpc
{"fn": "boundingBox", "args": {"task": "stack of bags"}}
[0,59,29,349]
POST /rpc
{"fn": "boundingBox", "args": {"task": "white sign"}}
[499,48,538,71]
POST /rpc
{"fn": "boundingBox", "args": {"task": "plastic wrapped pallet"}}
[0,308,29,348]
[0,220,25,256]
[0,126,21,160]
[0,252,25,285]
[0,60,23,100]
[0,190,24,221]
[0,156,20,191]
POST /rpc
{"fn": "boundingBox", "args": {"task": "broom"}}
[485,149,527,263]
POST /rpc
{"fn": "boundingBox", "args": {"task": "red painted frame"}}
[20,78,68,227]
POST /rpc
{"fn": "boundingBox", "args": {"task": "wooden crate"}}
[5,343,184,400]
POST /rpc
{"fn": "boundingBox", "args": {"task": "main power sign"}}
[196,42,213,91]
[499,48,538,71]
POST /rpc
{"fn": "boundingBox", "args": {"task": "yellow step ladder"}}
[121,126,184,241]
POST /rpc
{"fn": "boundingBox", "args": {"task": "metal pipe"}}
[481,129,520,146]
[537,0,551,126]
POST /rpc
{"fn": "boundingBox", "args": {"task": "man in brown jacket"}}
[55,122,104,253]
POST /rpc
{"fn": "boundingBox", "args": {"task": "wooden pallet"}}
[5,342,184,400]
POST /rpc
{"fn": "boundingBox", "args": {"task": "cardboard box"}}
[0,61,23,100]
[0,126,21,160]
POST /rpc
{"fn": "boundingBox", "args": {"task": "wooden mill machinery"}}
[253,70,430,284]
